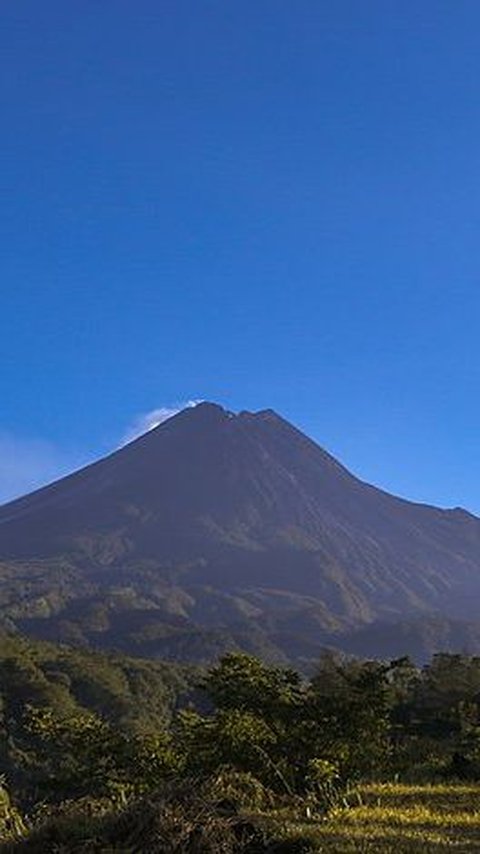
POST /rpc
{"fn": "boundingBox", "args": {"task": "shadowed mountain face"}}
[1,402,480,663]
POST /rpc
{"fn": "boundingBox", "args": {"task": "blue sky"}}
[1,1,480,511]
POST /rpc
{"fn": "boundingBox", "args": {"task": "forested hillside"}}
[0,631,193,739]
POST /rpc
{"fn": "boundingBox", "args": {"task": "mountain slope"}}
[0,402,479,662]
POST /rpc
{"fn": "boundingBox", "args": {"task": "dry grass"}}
[4,782,480,852]
[1,779,291,853]
[265,783,480,852]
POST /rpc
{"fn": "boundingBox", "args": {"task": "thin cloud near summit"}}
[121,400,202,445]
[0,402,202,505]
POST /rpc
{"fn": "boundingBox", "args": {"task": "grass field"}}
[268,783,480,852]
[3,782,480,851]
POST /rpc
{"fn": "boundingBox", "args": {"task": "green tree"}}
[24,705,180,803]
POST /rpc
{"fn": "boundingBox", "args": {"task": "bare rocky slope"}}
[1,402,479,664]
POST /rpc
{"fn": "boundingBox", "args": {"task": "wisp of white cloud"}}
[0,401,203,505]
[121,400,201,445]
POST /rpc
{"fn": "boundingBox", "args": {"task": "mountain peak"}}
[190,401,228,416]
[147,401,233,433]
[186,402,285,422]
[174,402,284,427]
[2,400,480,669]
[180,401,235,421]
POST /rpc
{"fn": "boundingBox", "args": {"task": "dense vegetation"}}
[5,556,480,670]
[3,635,480,849]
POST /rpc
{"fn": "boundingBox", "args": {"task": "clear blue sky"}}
[1,1,480,511]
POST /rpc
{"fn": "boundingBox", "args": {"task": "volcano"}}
[1,402,479,663]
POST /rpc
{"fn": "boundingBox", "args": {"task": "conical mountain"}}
[0,402,479,663]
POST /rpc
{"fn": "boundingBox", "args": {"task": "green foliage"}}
[23,705,181,803]
[7,637,480,849]
[307,651,393,778]
[0,777,25,842]
[205,769,273,810]
[0,632,194,810]
[201,653,302,717]
[0,631,193,734]
[178,707,283,791]
[177,651,389,804]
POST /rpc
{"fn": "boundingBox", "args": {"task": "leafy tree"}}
[307,652,394,778]
[179,652,360,798]
[201,652,302,720]
[24,705,180,803]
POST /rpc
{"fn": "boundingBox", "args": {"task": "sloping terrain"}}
[0,631,192,734]
[0,402,479,663]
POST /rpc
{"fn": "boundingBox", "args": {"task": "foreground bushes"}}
[5,649,480,848]
[1,776,314,853]
[0,781,25,844]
